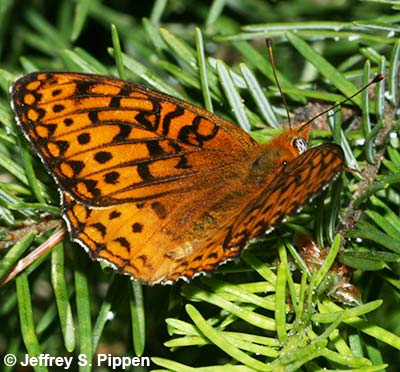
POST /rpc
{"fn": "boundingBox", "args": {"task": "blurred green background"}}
[0,1,399,371]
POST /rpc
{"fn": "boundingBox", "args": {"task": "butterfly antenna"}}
[266,38,292,128]
[301,73,384,130]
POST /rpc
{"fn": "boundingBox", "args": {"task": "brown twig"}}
[339,103,395,247]
[0,227,67,286]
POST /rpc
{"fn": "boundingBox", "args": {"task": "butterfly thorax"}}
[176,127,312,246]
[245,125,311,187]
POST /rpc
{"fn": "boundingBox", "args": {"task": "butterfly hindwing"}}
[224,144,345,249]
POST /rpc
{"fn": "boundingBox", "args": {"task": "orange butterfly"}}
[10,72,344,284]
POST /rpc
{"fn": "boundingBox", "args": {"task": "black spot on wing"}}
[77,133,91,144]
[64,118,73,126]
[132,223,143,233]
[88,110,98,123]
[52,88,62,97]
[53,104,64,113]
[151,201,167,219]
[74,80,94,96]
[94,151,112,164]
[109,210,121,219]
[104,171,120,184]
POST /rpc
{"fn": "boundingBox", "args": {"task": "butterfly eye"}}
[293,138,308,154]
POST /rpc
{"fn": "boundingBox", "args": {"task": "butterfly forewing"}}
[11,72,257,206]
[11,71,345,284]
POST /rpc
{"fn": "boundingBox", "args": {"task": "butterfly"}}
[10,71,344,284]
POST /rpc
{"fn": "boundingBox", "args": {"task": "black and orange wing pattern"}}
[11,71,344,284]
[224,144,344,249]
